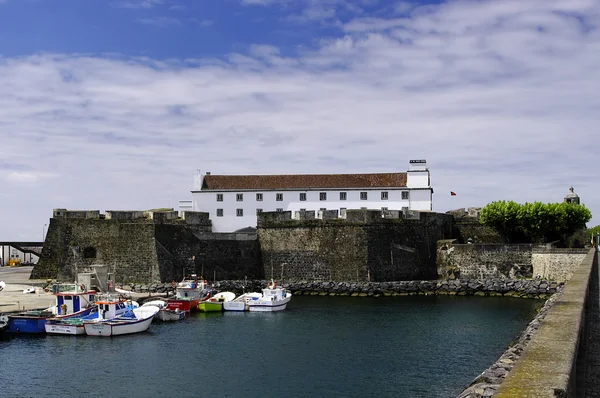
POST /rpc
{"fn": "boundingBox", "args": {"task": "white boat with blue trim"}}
[83,305,159,337]
[45,293,138,335]
[247,281,292,312]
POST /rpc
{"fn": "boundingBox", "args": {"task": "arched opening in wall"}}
[83,247,97,259]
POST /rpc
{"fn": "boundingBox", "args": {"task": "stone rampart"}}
[532,248,589,282]
[33,209,258,283]
[437,242,588,282]
[258,210,454,282]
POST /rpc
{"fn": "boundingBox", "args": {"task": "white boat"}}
[247,281,292,312]
[142,300,185,322]
[46,293,138,336]
[84,306,159,337]
[223,292,263,312]
[198,291,236,312]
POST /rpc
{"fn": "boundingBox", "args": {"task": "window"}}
[276,208,283,212]
[360,192,368,200]
[320,208,326,212]
[256,209,263,215]
[300,208,306,212]
[381,207,388,211]
[299,193,306,201]
[320,192,327,201]
[340,192,347,200]
[340,207,346,213]
[361,207,367,210]
[381,192,388,200]
[236,209,243,217]
[83,247,96,259]
[402,191,409,200]
[256,193,263,201]
[276,193,284,201]
[216,194,223,202]
[236,193,243,202]
[216,209,223,217]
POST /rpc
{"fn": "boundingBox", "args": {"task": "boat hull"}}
[8,306,95,334]
[7,315,50,334]
[84,315,155,336]
[198,301,223,312]
[45,323,85,335]
[248,295,292,312]
[156,309,186,322]
[222,301,247,312]
[165,299,200,313]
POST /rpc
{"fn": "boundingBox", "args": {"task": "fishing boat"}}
[223,292,263,312]
[142,300,185,321]
[165,275,208,313]
[247,281,292,312]
[7,282,97,334]
[198,291,236,312]
[45,293,138,335]
[83,305,160,337]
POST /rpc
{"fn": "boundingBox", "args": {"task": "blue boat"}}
[6,283,97,334]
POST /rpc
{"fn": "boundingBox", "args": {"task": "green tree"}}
[480,200,522,242]
[480,201,592,244]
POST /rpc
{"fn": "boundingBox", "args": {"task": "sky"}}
[0,0,599,241]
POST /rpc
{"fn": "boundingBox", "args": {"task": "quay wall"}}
[458,248,597,398]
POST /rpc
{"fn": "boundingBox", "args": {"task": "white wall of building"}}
[181,160,434,232]
[192,187,430,232]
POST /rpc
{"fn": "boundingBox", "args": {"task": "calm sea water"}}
[0,295,539,398]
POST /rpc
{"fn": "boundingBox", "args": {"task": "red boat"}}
[165,276,209,313]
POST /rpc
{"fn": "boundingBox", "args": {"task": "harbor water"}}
[0,295,540,398]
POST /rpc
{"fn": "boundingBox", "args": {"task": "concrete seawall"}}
[490,248,597,397]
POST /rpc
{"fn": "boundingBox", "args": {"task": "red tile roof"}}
[200,173,407,190]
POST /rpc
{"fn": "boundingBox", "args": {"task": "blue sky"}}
[0,0,599,240]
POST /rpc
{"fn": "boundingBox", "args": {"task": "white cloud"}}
[136,16,181,27]
[1,0,600,240]
[114,0,163,9]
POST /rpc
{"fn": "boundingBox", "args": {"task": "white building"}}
[179,159,433,233]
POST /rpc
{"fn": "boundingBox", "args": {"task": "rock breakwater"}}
[121,278,563,300]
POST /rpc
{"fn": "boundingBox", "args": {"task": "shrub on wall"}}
[480,201,592,244]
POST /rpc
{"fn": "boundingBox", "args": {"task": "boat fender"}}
[80,283,86,292]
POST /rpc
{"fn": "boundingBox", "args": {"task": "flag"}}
[450,191,457,196]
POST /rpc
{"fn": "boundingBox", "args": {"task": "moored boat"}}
[223,292,263,312]
[83,305,160,337]
[247,281,292,312]
[165,276,209,313]
[7,282,97,334]
[142,300,185,321]
[45,293,138,336]
[198,291,236,312]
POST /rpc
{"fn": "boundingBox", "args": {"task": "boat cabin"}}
[52,283,96,316]
[94,294,135,320]
[261,283,288,302]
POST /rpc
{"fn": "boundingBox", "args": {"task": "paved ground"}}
[0,266,55,313]
[0,266,167,314]
[584,254,600,397]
